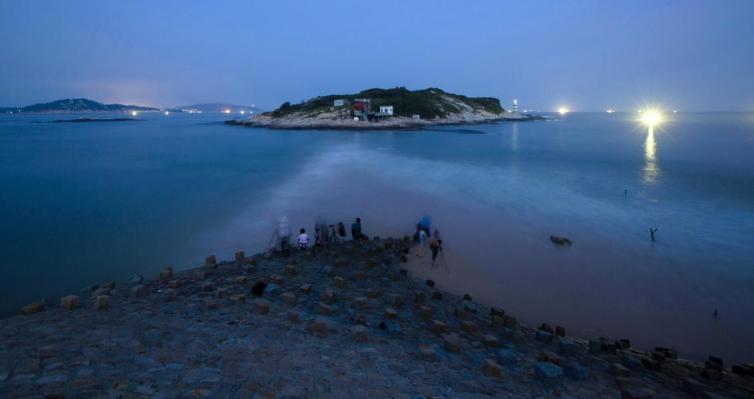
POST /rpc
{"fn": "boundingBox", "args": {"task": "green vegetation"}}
[266,87,504,119]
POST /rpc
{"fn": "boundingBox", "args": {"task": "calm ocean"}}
[1,111,753,362]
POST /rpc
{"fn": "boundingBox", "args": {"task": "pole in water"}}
[649,228,658,242]
[624,188,628,197]
[714,308,718,317]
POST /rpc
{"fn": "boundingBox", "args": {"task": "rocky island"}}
[2,237,753,398]
[0,98,158,114]
[226,87,540,130]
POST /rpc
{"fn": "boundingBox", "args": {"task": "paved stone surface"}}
[1,239,752,398]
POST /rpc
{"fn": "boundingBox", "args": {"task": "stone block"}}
[366,288,379,298]
[193,270,207,280]
[312,316,329,337]
[431,291,443,300]
[101,281,116,290]
[534,362,563,382]
[431,320,447,334]
[539,350,562,365]
[234,251,245,262]
[705,356,723,371]
[355,271,366,280]
[385,307,398,319]
[426,279,435,288]
[535,329,553,344]
[419,305,432,320]
[131,285,147,298]
[163,289,177,302]
[483,334,499,348]
[610,363,631,377]
[201,283,215,292]
[461,320,477,334]
[299,283,312,294]
[490,307,505,318]
[168,279,181,289]
[444,333,461,352]
[254,299,270,314]
[319,302,332,315]
[285,264,297,276]
[159,266,173,281]
[482,359,503,378]
[231,294,246,304]
[60,295,80,310]
[20,301,45,315]
[640,357,662,371]
[558,337,579,355]
[390,293,404,307]
[563,361,589,380]
[700,369,722,381]
[453,306,466,318]
[270,274,283,284]
[682,377,709,396]
[203,298,218,310]
[351,325,368,342]
[333,276,345,288]
[334,258,347,268]
[491,315,505,328]
[419,345,437,361]
[95,295,109,311]
[366,258,377,268]
[555,325,566,337]
[216,288,230,298]
[235,276,248,285]
[282,292,296,305]
[205,255,217,268]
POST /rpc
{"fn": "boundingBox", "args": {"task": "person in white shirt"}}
[297,228,310,250]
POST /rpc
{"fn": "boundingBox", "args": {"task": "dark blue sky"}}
[1,0,753,111]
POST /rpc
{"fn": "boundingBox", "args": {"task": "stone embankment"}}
[2,238,753,398]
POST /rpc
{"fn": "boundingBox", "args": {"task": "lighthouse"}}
[513,99,519,113]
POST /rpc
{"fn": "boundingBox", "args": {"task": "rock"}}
[731,363,754,376]
[163,289,177,302]
[539,323,554,333]
[564,361,589,380]
[621,353,641,369]
[20,301,45,315]
[254,299,270,314]
[549,236,572,246]
[318,302,332,315]
[431,320,447,334]
[200,283,214,293]
[354,296,368,309]
[366,288,379,298]
[231,294,246,304]
[535,329,553,344]
[95,295,109,310]
[312,316,329,337]
[351,325,368,342]
[616,339,631,349]
[414,290,426,302]
[705,356,723,371]
[287,311,301,323]
[482,359,503,378]
[159,266,173,281]
[193,270,207,280]
[323,265,333,275]
[129,274,144,284]
[419,345,437,361]
[333,276,345,288]
[419,306,432,320]
[203,298,218,310]
[534,362,563,382]
[443,333,461,352]
[282,292,296,305]
[640,357,661,371]
[431,291,443,300]
[615,377,643,389]
[653,346,677,360]
[60,295,80,310]
[700,368,722,381]
[205,255,217,267]
[610,363,631,377]
[216,287,230,298]
[558,337,579,355]
[555,325,566,337]
[482,334,499,348]
[168,279,181,289]
[503,315,518,330]
[320,287,335,304]
[101,281,116,290]
[539,350,562,365]
[461,320,477,334]
[390,293,404,307]
[270,274,283,284]
[251,281,267,296]
[426,279,435,288]
[130,285,147,297]
[620,388,656,399]
[682,377,709,396]
[299,283,312,293]
[496,349,518,366]
[385,308,398,319]
[355,271,366,280]
[234,251,245,262]
[36,373,68,385]
[285,264,297,276]
[235,276,248,285]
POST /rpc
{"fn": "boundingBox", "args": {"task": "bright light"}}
[164,111,170,116]
[240,110,246,115]
[557,107,569,115]
[223,109,231,114]
[131,110,138,117]
[606,109,616,113]
[640,108,663,127]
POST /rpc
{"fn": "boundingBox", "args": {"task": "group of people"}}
[413,217,444,268]
[268,216,367,256]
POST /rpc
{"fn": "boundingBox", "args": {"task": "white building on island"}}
[379,105,394,115]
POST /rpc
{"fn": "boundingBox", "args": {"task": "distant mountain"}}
[1,98,158,114]
[175,103,260,113]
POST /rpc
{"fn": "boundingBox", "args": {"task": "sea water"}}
[1,111,752,362]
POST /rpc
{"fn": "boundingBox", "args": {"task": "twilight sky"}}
[1,0,753,111]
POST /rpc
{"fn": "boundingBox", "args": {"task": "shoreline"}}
[2,238,752,397]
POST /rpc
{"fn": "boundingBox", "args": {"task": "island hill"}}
[226,87,538,130]
[0,98,159,114]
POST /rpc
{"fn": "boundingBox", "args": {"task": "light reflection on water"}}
[643,126,659,184]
